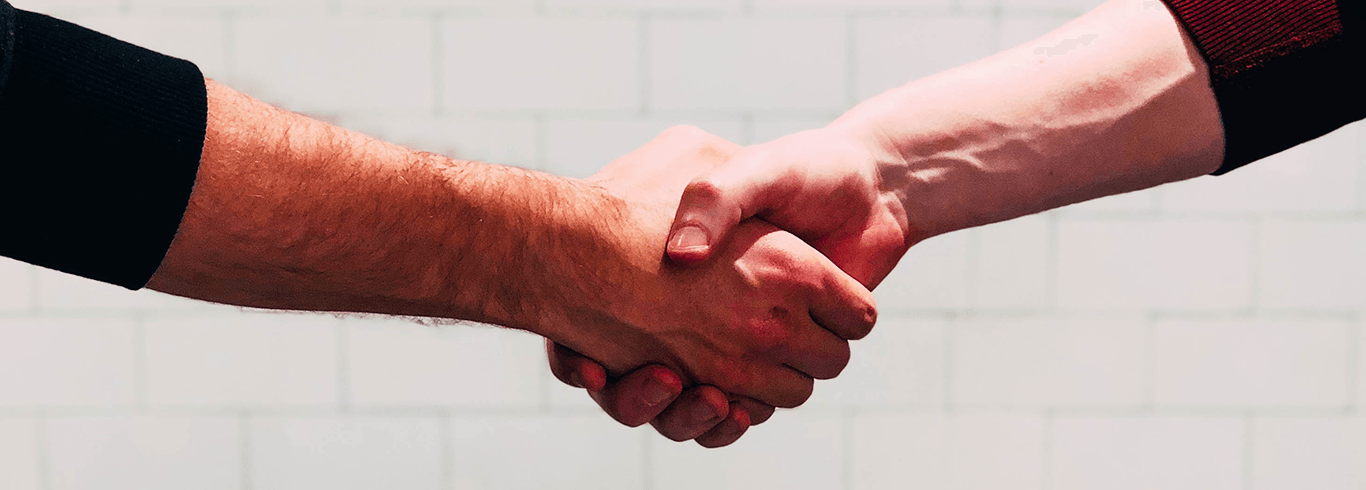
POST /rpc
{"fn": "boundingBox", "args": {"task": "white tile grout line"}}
[440,413,454,490]
[432,15,445,117]
[1041,409,1055,490]
[840,407,855,490]
[1348,317,1362,411]
[36,415,50,490]
[240,413,254,490]
[1242,413,1256,490]
[638,12,652,117]
[640,428,655,490]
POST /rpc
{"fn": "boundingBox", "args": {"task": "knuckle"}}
[683,178,727,208]
[855,303,878,339]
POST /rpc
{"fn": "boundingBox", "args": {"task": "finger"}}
[649,386,731,442]
[773,314,852,381]
[808,260,878,341]
[735,362,816,409]
[731,396,775,426]
[695,401,753,449]
[586,365,683,428]
[546,340,607,392]
[666,152,799,265]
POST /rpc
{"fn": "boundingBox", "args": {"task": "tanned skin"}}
[148,80,877,411]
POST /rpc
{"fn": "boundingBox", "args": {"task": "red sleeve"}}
[1161,0,1366,174]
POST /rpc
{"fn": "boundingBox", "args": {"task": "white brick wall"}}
[442,18,639,112]
[1056,219,1254,311]
[2,1,1364,488]
[0,418,39,490]
[852,413,1047,490]
[143,314,340,408]
[854,16,996,100]
[876,231,971,311]
[450,415,644,490]
[46,416,240,490]
[970,215,1052,309]
[1160,123,1364,213]
[1155,318,1352,408]
[650,19,848,112]
[251,416,444,490]
[344,318,544,408]
[233,17,435,115]
[652,413,843,490]
[1252,416,1366,490]
[952,316,1146,408]
[0,319,137,409]
[1259,220,1366,310]
[804,317,946,408]
[1052,416,1246,490]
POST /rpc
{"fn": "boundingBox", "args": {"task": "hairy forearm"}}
[148,80,625,340]
[831,0,1224,239]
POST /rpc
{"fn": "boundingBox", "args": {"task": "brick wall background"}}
[2,0,1363,488]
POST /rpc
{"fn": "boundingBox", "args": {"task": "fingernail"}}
[643,380,673,407]
[669,226,708,252]
[692,401,720,424]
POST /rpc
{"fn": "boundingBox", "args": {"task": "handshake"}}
[511,0,1230,446]
[148,0,1228,451]
[534,125,913,448]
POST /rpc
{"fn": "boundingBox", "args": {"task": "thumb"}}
[667,155,795,265]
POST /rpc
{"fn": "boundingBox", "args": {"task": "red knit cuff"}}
[1165,0,1342,82]
[1162,0,1365,174]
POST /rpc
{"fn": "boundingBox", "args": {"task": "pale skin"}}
[147,80,877,412]
[555,0,1226,446]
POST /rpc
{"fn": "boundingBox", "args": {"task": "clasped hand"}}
[544,126,915,448]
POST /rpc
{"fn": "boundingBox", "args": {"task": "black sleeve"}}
[0,1,208,290]
[1161,0,1366,175]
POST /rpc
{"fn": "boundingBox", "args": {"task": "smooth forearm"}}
[148,80,622,340]
[830,0,1224,239]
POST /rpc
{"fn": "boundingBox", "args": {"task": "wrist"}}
[825,100,969,242]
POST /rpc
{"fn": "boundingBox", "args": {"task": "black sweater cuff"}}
[1162,0,1366,175]
[0,7,208,290]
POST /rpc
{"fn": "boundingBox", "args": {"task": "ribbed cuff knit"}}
[1162,0,1366,174]
[0,7,208,290]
